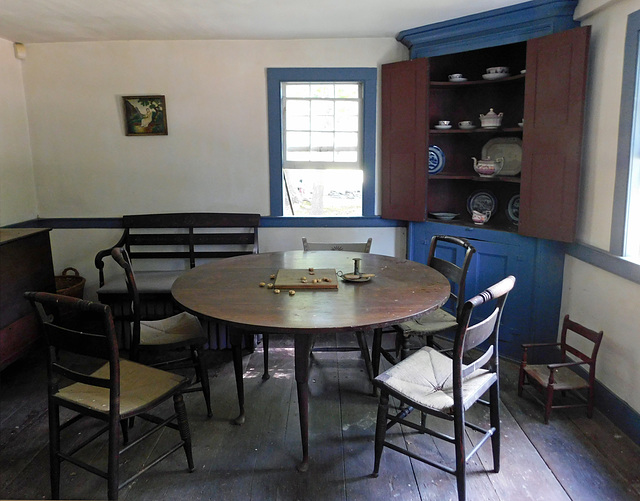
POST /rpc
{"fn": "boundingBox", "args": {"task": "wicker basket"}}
[55,267,86,299]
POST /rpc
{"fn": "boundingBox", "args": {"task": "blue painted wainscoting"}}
[408,221,565,361]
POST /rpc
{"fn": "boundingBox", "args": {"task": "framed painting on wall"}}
[122,95,168,136]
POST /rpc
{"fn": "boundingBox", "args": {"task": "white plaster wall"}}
[20,39,405,218]
[0,39,37,225]
[17,38,407,297]
[561,0,640,414]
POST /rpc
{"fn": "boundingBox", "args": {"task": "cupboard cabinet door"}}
[519,26,590,242]
[381,58,429,221]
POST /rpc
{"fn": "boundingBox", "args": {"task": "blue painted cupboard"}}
[382,0,589,359]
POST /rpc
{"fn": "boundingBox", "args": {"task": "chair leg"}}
[544,386,554,424]
[372,390,389,477]
[174,393,195,472]
[454,408,467,501]
[587,385,595,418]
[48,401,61,500]
[372,328,382,379]
[120,419,129,445]
[517,364,526,397]
[490,382,500,473]
[356,330,374,382]
[400,332,411,361]
[192,346,212,417]
[262,334,270,380]
[107,414,120,500]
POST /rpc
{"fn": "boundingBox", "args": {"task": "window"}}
[612,10,640,261]
[267,68,377,217]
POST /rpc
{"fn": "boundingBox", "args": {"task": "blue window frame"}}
[267,68,377,217]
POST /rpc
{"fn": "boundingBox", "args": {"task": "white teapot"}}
[472,156,504,177]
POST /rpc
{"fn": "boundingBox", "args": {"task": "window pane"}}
[335,84,359,98]
[310,84,334,98]
[283,168,363,216]
[285,84,309,98]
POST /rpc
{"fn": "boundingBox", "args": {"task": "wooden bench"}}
[94,212,260,348]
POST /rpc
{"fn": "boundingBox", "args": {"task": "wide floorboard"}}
[1,333,639,500]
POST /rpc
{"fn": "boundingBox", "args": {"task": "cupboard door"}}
[381,58,429,221]
[519,26,590,242]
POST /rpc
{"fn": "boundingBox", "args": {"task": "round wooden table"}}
[172,250,450,471]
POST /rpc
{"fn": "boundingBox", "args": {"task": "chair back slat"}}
[462,307,500,353]
[24,292,119,394]
[560,314,604,364]
[453,276,516,385]
[427,235,476,320]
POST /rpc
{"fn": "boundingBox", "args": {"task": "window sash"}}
[281,82,363,170]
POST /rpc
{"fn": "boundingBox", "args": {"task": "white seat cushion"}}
[375,346,496,414]
[140,311,206,346]
[398,308,458,335]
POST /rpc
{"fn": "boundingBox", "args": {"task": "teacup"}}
[458,120,473,127]
[448,73,463,81]
[438,120,450,126]
[472,210,491,225]
[487,66,509,74]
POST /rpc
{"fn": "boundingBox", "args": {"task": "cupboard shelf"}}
[429,175,521,183]
[431,73,526,86]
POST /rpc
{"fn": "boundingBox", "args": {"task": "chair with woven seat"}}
[25,291,195,500]
[262,237,374,381]
[518,314,604,423]
[372,235,475,378]
[111,247,212,417]
[372,275,515,501]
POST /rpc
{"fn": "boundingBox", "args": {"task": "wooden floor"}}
[1,332,640,501]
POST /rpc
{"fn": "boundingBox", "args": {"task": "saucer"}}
[434,125,452,130]
[482,73,509,80]
[459,124,476,130]
[448,77,467,82]
[518,122,524,127]
[520,69,526,74]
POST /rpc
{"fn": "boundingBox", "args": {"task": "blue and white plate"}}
[429,145,445,174]
[467,190,498,216]
[506,194,520,224]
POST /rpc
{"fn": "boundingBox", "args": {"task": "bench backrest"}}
[96,212,260,286]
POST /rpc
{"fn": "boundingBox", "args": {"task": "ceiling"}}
[0,0,529,44]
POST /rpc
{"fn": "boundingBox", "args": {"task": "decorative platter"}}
[428,145,445,174]
[467,190,498,216]
[482,137,522,176]
[429,212,459,221]
[506,194,520,224]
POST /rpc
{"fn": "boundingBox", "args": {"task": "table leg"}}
[294,334,315,472]
[230,330,245,425]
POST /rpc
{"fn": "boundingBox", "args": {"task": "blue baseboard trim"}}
[595,378,640,445]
